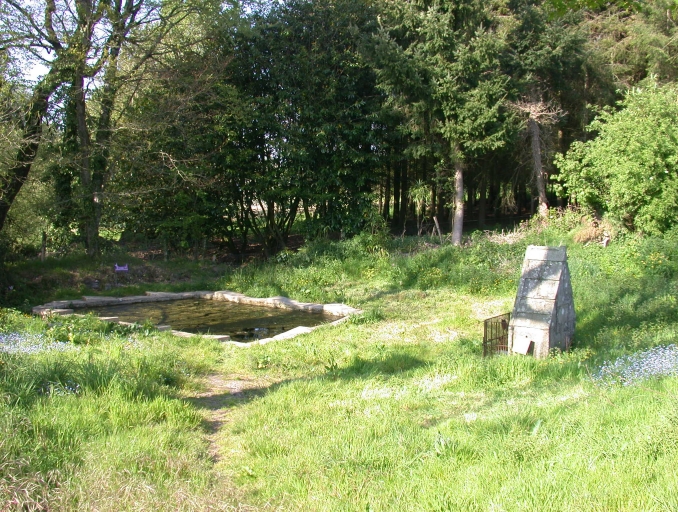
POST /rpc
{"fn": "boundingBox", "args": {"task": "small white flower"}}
[464,412,477,423]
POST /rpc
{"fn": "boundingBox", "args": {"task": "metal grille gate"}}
[483,312,510,356]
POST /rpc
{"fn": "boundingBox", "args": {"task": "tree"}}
[112,0,384,256]
[0,12,64,233]
[555,80,678,235]
[502,4,589,216]
[0,0,197,255]
[236,0,384,247]
[511,99,563,216]
[109,35,248,256]
[370,0,514,244]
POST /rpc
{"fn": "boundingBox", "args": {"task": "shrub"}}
[555,79,678,235]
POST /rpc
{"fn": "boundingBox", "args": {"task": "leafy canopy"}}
[555,79,678,235]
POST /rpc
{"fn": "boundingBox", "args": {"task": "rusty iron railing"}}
[483,312,510,356]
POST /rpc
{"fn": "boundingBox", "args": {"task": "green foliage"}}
[0,55,26,171]
[585,0,678,86]
[4,215,678,508]
[0,307,223,508]
[371,0,517,160]
[556,80,678,235]
[1,177,58,256]
[111,0,385,255]
[5,0,678,264]
[547,0,640,15]
[409,180,430,234]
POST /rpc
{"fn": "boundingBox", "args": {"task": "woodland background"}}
[2,0,678,261]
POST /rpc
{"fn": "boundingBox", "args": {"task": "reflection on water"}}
[83,299,335,342]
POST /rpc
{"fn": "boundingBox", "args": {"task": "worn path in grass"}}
[185,373,277,461]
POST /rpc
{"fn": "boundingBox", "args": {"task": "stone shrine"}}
[508,245,575,358]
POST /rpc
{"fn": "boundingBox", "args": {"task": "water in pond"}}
[83,299,336,342]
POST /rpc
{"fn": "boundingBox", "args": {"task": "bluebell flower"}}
[0,332,78,355]
[592,345,678,386]
[40,380,82,396]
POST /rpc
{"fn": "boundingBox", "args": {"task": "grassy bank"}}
[2,212,678,510]
[0,311,230,509]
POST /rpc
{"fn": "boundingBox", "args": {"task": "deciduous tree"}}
[556,80,678,235]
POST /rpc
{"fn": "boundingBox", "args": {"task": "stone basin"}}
[33,290,362,346]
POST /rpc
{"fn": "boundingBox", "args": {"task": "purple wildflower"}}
[593,344,678,386]
[0,332,77,355]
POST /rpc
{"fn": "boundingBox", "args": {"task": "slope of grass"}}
[1,253,229,311]
[0,312,229,510]
[2,211,678,510]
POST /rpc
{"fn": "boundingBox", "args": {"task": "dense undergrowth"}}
[2,211,678,510]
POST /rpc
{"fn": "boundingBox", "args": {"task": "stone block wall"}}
[508,246,575,358]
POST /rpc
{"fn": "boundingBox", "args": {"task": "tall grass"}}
[0,311,227,510]
[2,210,678,509]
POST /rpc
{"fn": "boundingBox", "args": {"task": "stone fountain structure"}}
[508,245,575,358]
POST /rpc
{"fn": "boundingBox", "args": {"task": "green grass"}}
[0,312,226,510]
[1,253,228,310]
[2,211,678,510]
[217,374,678,510]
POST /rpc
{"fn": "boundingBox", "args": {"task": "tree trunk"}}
[41,231,47,262]
[303,200,312,221]
[72,73,100,256]
[436,175,446,226]
[0,73,58,231]
[88,44,121,258]
[490,171,499,222]
[516,179,527,215]
[393,159,401,224]
[382,164,391,220]
[478,176,486,229]
[437,190,446,226]
[451,158,464,246]
[430,185,436,222]
[399,160,408,231]
[528,116,549,217]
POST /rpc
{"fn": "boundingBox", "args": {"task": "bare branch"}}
[510,98,565,124]
[4,0,54,49]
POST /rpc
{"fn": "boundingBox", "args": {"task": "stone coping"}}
[32,290,361,347]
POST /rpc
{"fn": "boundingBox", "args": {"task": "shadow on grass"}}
[185,388,267,412]
[184,379,290,437]
[574,274,678,355]
[185,352,429,429]
[332,352,429,380]
[185,379,278,411]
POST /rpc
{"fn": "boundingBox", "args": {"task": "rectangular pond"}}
[83,299,336,342]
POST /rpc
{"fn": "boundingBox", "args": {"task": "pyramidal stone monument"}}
[508,245,575,359]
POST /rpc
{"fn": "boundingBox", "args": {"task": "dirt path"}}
[184,374,275,461]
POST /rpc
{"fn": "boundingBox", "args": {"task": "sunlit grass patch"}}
[4,217,678,508]
[0,307,226,510]
[201,223,678,509]
[217,358,678,510]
